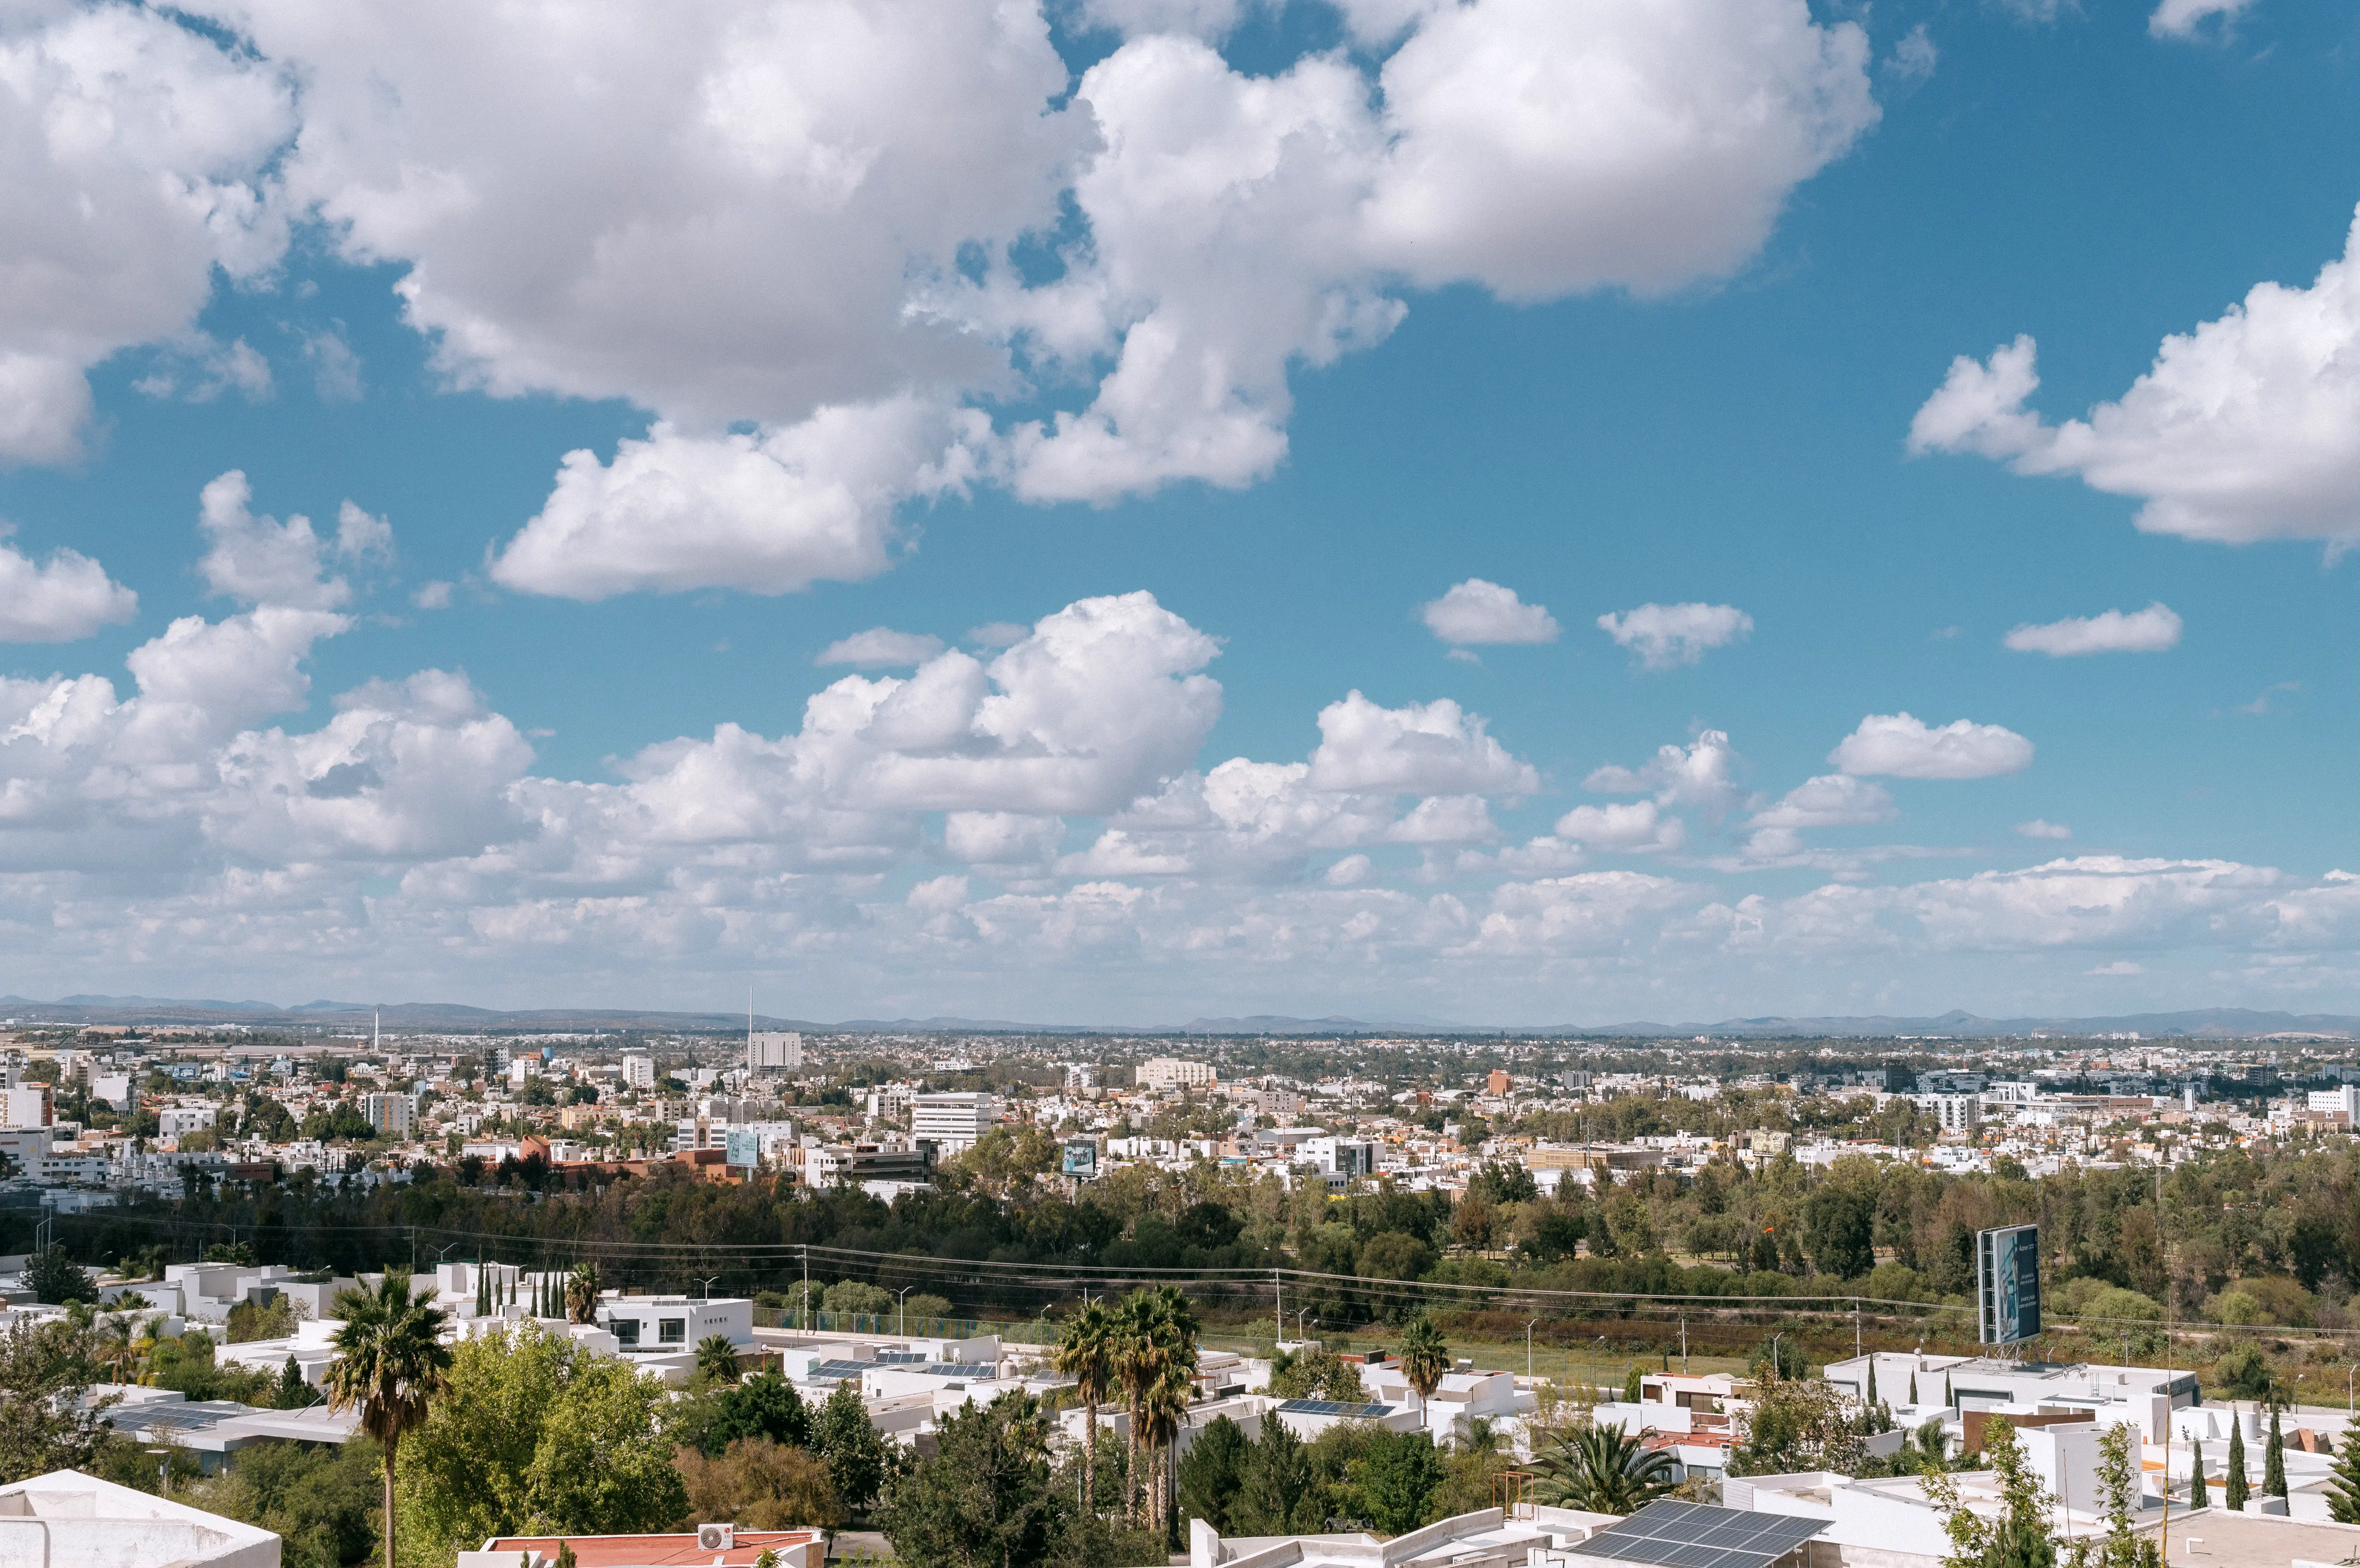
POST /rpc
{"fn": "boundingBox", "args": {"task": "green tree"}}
[814,1379,896,1517]
[1399,1317,1450,1404]
[1230,1412,1319,1536]
[1177,1414,1249,1535]
[822,1280,895,1318]
[696,1335,742,1386]
[1531,1423,1677,1514]
[395,1321,686,1564]
[1731,1377,1863,1477]
[324,1272,453,1568]
[876,1390,1065,1568]
[2264,1405,2286,1499]
[2326,1422,2360,1522]
[2189,1442,2207,1509]
[277,1355,322,1409]
[1624,1366,1646,1404]
[677,1438,846,1530]
[681,1369,813,1456]
[0,1318,122,1483]
[2091,1423,2144,1568]
[190,1437,383,1568]
[23,1247,95,1306]
[563,1262,602,1325]
[2225,1415,2248,1510]
[1352,1430,1443,1536]
[1052,1303,1119,1521]
[1925,1421,2054,1568]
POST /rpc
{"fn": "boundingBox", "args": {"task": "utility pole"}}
[800,1244,810,1331]
[1526,1318,1537,1379]
[1680,1317,1689,1374]
[1855,1299,1861,1362]
[1275,1269,1282,1345]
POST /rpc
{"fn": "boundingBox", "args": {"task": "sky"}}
[2,0,2359,1025]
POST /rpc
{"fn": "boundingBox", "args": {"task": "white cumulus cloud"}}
[2004,603,2182,656]
[1419,579,1560,645]
[196,472,389,611]
[1597,602,1754,670]
[2017,819,2073,840]
[0,4,292,463]
[1585,729,1745,821]
[1831,712,2033,780]
[1910,209,2360,547]
[816,628,947,669]
[0,537,136,641]
[2150,0,2257,38]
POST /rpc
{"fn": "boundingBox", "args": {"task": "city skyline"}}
[1,0,2356,1022]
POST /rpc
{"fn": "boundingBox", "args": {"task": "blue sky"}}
[2,0,2358,1023]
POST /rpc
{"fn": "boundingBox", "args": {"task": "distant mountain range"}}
[0,995,2351,1041]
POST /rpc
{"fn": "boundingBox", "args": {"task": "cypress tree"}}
[1868,1361,1879,1405]
[2328,1427,2360,1523]
[2265,1406,2286,1498]
[1909,1369,1919,1405]
[1942,1372,1953,1409]
[2190,1443,2208,1509]
[2226,1415,2248,1510]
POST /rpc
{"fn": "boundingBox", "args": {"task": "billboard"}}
[1061,1139,1098,1179]
[1977,1224,2040,1346]
[725,1130,760,1170]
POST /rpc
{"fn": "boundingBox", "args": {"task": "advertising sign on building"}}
[1976,1223,2040,1346]
[1061,1139,1098,1179]
[725,1130,760,1169]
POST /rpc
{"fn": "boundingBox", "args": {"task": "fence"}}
[751,1306,1060,1345]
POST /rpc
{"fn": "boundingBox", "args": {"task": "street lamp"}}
[1526,1319,1539,1380]
[898,1286,916,1338]
[694,1274,721,1301]
[1297,1309,1312,1343]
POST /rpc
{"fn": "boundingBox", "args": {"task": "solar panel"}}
[922,1362,997,1378]
[874,1350,927,1363]
[805,1360,871,1381]
[1573,1501,1825,1568]
[1275,1399,1392,1418]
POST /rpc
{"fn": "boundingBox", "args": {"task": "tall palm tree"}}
[1053,1303,1119,1516]
[325,1272,454,1568]
[564,1261,602,1325]
[1532,1421,1678,1514]
[1112,1287,1199,1531]
[696,1334,742,1385]
[1137,1359,1194,1535]
[1399,1316,1450,1405]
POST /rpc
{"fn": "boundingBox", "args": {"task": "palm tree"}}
[1053,1303,1119,1516]
[696,1334,742,1385]
[1137,1358,1195,1535]
[564,1261,602,1325]
[1113,1287,1200,1528]
[325,1272,454,1568]
[1399,1316,1450,1405]
[1532,1421,1678,1514]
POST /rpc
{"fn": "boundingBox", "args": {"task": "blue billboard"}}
[1061,1139,1098,1179]
[1976,1224,2040,1346]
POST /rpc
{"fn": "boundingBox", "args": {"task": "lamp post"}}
[695,1274,721,1301]
[1526,1319,1538,1380]
[1298,1309,1312,1343]
[898,1286,916,1338]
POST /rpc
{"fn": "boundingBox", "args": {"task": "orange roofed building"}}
[460,1527,823,1568]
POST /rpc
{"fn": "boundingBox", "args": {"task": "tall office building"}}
[748,1031,803,1072]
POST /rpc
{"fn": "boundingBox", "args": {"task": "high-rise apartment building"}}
[1136,1057,1214,1090]
[748,1031,803,1072]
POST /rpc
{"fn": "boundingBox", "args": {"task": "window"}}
[611,1318,639,1346]
[659,1317,686,1345]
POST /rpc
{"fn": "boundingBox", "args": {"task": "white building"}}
[361,1092,414,1139]
[599,1293,754,1356]
[0,1085,48,1127]
[620,1051,655,1090]
[1138,1057,1216,1089]
[749,1031,803,1071]
[158,1106,217,1139]
[0,1469,280,1568]
[2308,1085,2360,1120]
[912,1092,998,1153]
[1927,1093,1979,1135]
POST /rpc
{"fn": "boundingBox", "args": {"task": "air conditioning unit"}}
[697,1523,736,1551]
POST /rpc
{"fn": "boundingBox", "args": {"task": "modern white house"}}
[0,1469,279,1568]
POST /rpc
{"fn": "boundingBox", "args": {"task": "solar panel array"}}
[1574,1501,1825,1568]
[920,1362,998,1378]
[873,1350,928,1363]
[1275,1399,1393,1418]
[805,1360,873,1382]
